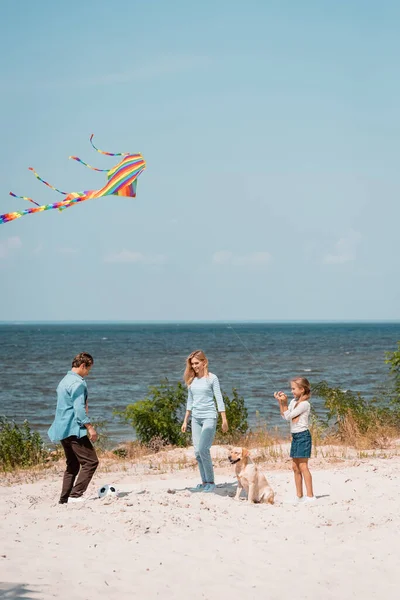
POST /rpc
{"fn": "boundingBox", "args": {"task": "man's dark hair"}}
[71,352,94,368]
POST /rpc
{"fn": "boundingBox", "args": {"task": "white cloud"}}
[39,55,211,90]
[212,251,234,265]
[104,251,167,265]
[0,236,22,260]
[323,230,362,264]
[212,251,272,267]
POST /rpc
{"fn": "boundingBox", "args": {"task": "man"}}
[48,352,99,504]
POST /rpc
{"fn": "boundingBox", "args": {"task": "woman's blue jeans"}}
[191,416,217,484]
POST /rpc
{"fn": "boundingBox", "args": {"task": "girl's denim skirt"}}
[290,429,312,459]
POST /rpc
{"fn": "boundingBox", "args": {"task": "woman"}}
[181,350,228,493]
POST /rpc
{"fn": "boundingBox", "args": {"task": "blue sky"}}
[0,0,399,321]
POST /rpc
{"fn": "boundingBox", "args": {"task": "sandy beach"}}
[1,444,399,600]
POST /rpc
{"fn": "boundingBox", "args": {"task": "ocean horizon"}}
[2,320,399,324]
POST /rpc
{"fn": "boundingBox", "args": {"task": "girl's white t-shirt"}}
[282,399,311,433]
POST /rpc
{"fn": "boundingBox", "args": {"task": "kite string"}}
[228,323,277,389]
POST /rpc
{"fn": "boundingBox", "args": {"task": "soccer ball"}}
[98,484,118,499]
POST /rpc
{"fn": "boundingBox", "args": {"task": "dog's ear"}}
[242,448,250,458]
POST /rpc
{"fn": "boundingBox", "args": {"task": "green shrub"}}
[386,341,400,402]
[0,417,47,471]
[311,380,400,446]
[115,380,249,448]
[215,388,248,443]
[115,380,188,447]
[312,381,372,432]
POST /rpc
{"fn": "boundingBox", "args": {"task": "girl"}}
[274,377,316,503]
[181,350,229,493]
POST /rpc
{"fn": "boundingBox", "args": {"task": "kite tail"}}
[28,167,68,195]
[89,133,129,157]
[0,195,87,225]
[9,192,40,207]
[69,156,108,172]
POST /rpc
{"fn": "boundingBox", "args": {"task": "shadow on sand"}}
[0,583,44,600]
[165,481,238,497]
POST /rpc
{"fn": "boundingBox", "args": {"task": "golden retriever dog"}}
[228,447,274,504]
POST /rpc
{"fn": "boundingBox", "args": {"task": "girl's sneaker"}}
[203,483,216,493]
[294,496,305,504]
[303,496,317,503]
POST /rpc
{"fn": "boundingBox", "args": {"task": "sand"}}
[1,445,399,600]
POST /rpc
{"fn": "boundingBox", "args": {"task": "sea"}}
[1,322,399,445]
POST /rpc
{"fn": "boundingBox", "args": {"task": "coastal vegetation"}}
[114,381,249,449]
[0,417,47,471]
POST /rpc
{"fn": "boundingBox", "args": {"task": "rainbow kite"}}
[0,135,146,225]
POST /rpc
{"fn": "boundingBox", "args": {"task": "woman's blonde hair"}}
[291,376,311,401]
[184,349,209,386]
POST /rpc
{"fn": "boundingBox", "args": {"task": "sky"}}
[0,0,399,322]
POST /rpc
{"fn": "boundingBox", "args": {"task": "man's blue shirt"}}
[48,371,91,443]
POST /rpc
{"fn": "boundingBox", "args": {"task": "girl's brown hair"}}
[290,376,311,401]
[184,350,209,386]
